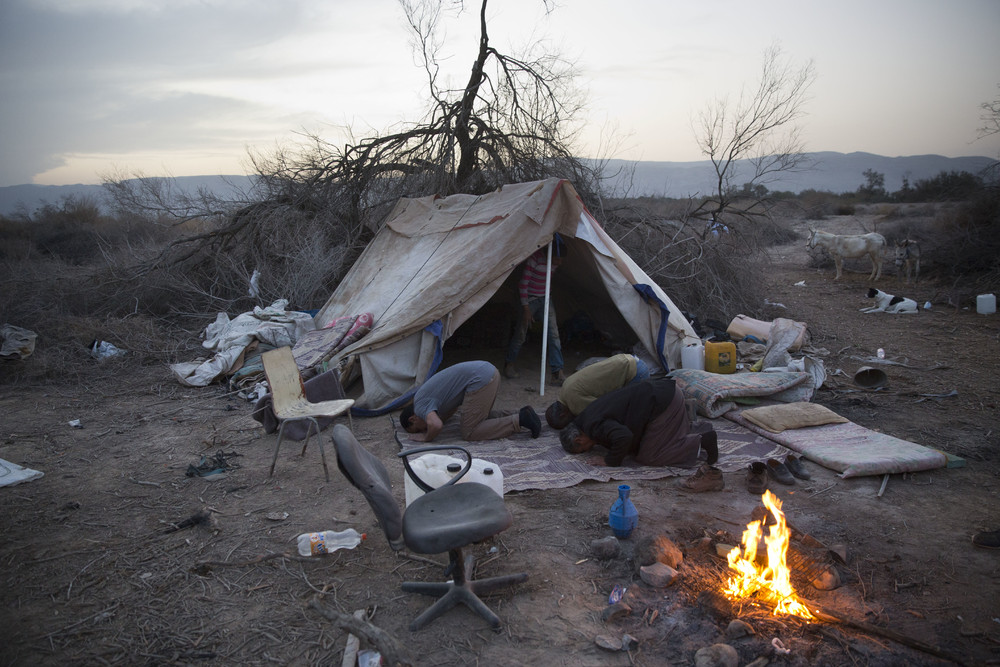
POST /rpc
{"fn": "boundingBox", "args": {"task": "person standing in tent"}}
[504,235,567,385]
[558,378,721,490]
[544,353,651,429]
[400,360,542,442]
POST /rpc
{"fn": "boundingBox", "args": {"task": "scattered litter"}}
[248,268,261,298]
[238,381,269,402]
[771,637,791,655]
[68,419,83,428]
[186,450,241,479]
[357,649,383,667]
[764,298,786,309]
[89,339,126,359]
[794,280,806,287]
[915,389,958,403]
[265,511,289,521]
[608,584,626,605]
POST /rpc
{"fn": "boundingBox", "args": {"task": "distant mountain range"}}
[2,151,997,216]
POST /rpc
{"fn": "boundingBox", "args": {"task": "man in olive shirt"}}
[544,354,650,430]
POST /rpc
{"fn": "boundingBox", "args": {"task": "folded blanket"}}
[740,402,848,433]
[671,369,814,419]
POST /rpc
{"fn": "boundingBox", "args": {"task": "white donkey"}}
[807,229,886,281]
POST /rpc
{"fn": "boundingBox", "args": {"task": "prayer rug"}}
[396,417,792,493]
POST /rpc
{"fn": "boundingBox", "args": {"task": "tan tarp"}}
[315,179,698,413]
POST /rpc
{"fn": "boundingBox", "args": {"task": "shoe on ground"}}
[972,529,1000,549]
[503,363,520,379]
[746,461,767,495]
[519,406,541,438]
[680,463,724,492]
[550,369,567,386]
[766,458,796,485]
[784,454,811,480]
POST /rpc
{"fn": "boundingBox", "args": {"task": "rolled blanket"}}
[670,369,814,419]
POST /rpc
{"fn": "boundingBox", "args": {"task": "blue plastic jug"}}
[608,485,638,538]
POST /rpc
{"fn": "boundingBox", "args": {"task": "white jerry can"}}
[403,453,504,506]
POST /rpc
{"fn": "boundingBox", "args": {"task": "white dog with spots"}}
[861,288,919,314]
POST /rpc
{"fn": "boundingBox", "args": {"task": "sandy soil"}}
[1,214,998,666]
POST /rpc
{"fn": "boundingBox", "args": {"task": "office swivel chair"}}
[331,423,527,631]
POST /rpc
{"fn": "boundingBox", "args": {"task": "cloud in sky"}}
[1,0,998,187]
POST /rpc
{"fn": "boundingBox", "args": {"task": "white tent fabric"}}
[315,179,698,413]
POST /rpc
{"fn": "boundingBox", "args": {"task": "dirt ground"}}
[2,213,999,667]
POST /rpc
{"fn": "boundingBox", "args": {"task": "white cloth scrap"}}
[0,458,44,487]
[169,299,316,387]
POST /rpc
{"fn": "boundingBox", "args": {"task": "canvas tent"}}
[313,178,699,414]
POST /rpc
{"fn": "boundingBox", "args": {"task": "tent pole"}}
[539,241,554,397]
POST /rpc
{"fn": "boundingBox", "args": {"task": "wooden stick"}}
[309,597,413,667]
[805,599,969,666]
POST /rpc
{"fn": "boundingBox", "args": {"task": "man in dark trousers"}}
[559,377,717,468]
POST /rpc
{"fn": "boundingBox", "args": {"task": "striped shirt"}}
[518,249,558,305]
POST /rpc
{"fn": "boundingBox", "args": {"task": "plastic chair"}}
[331,423,527,631]
[260,346,354,481]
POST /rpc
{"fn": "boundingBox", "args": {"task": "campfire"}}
[723,490,814,620]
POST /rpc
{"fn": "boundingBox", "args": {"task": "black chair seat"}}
[403,483,512,554]
[332,424,526,631]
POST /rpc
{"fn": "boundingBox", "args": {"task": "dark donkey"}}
[894,239,920,285]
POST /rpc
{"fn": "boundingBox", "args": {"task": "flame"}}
[723,490,813,619]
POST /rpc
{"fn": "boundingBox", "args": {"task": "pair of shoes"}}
[784,454,811,480]
[766,458,796,485]
[746,461,767,494]
[550,369,567,386]
[972,529,1000,549]
[503,363,520,379]
[519,406,541,438]
[680,463,724,492]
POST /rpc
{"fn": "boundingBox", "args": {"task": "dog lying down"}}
[861,288,919,313]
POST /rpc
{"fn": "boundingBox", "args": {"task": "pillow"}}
[740,402,848,433]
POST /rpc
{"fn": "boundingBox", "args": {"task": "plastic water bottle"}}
[608,485,638,539]
[296,528,365,556]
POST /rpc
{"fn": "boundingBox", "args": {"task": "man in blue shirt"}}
[400,361,541,441]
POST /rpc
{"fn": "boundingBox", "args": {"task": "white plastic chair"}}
[261,346,354,481]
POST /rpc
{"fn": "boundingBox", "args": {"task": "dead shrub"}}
[922,188,1000,287]
[603,209,769,325]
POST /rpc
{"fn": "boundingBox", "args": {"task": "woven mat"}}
[396,418,791,493]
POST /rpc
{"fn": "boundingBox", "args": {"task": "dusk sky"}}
[1,0,998,188]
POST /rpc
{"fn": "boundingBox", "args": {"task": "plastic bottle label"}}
[310,532,328,555]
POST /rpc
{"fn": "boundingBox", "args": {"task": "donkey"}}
[807,229,886,281]
[894,239,921,285]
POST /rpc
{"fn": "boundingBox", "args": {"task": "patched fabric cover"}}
[740,402,849,433]
[726,409,947,478]
[671,369,814,419]
[293,312,373,370]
